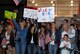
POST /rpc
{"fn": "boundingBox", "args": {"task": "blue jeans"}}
[48,44,58,54]
[70,38,78,50]
[27,43,37,54]
[38,47,45,54]
[70,37,78,54]
[15,42,26,54]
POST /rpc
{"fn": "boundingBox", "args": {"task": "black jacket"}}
[50,30,61,44]
[27,31,38,45]
[0,33,3,46]
[1,31,15,47]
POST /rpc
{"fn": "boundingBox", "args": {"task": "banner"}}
[37,7,55,22]
[4,10,17,19]
[13,0,21,6]
[23,8,37,19]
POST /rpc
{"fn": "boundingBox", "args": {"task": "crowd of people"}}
[0,17,80,54]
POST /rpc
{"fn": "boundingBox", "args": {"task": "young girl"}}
[48,22,60,54]
[60,34,71,54]
[27,24,38,54]
[12,19,28,54]
[38,25,46,54]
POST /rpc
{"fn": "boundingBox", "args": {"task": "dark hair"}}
[51,22,57,30]
[41,25,46,29]
[47,23,51,26]
[29,24,34,31]
[40,25,46,34]
[51,22,56,26]
[70,24,74,27]
[52,22,56,24]
[64,19,68,23]
[64,34,69,38]
[19,19,26,23]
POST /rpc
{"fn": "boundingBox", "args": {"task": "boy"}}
[60,34,71,54]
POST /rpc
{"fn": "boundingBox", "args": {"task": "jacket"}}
[50,30,60,44]
[13,20,28,43]
[1,31,15,47]
[27,31,38,45]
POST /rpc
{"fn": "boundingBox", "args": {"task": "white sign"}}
[23,8,37,19]
[37,7,55,22]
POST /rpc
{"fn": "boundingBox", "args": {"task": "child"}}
[68,24,78,51]
[60,34,71,54]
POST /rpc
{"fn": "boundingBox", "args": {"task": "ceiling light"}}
[35,4,38,6]
[51,1,53,3]
[71,0,73,4]
[55,14,57,17]
[32,1,35,3]
[52,3,55,6]
[71,3,73,6]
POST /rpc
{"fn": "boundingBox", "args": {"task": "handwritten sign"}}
[23,8,37,19]
[37,7,55,22]
[4,10,17,19]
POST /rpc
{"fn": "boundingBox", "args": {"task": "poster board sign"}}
[23,8,37,19]
[4,10,17,19]
[37,7,55,22]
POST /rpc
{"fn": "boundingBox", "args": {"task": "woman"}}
[27,24,38,54]
[38,25,46,54]
[48,22,60,54]
[45,23,51,53]
[1,24,15,54]
[12,19,28,54]
[45,23,51,44]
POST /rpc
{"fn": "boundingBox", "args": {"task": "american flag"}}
[13,0,21,6]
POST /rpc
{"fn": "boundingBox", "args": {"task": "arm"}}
[66,42,71,49]
[65,42,71,51]
[68,42,71,48]
[69,29,75,38]
[60,42,64,48]
[60,41,65,50]
[12,19,20,31]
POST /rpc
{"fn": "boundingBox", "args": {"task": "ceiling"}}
[27,0,80,17]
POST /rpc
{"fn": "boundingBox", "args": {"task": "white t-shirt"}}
[60,41,71,54]
[50,33,55,45]
[30,35,34,43]
[5,32,10,44]
[2,32,10,48]
[68,28,75,38]
[61,31,68,38]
